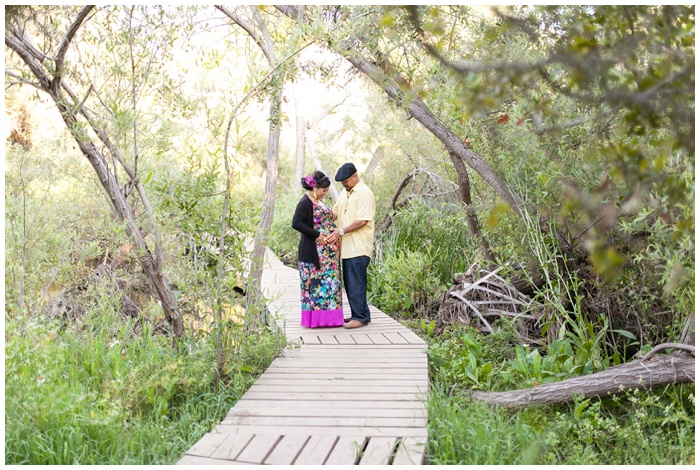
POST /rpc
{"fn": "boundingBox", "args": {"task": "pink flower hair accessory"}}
[305,175,317,188]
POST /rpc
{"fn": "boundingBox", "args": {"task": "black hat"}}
[334,163,357,181]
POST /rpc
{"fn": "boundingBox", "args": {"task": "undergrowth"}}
[4,306,284,465]
[420,322,695,465]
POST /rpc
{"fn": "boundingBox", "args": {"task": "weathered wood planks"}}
[177,249,428,465]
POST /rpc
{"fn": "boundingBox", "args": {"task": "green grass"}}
[4,308,284,465]
[426,385,695,465]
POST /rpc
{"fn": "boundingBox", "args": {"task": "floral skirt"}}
[299,260,343,328]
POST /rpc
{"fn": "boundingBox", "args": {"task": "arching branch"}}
[52,6,95,92]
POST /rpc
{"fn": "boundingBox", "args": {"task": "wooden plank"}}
[392,437,426,465]
[281,343,427,350]
[359,437,397,465]
[185,432,229,457]
[279,346,427,353]
[221,415,427,428]
[239,391,426,402]
[350,334,375,345]
[382,332,410,344]
[246,384,427,394]
[366,333,392,345]
[215,425,428,438]
[226,407,426,419]
[272,357,426,364]
[264,434,309,465]
[253,378,427,388]
[325,436,366,465]
[268,362,424,370]
[210,433,254,460]
[293,435,338,465]
[261,370,427,379]
[313,334,341,345]
[335,334,358,345]
[281,347,426,355]
[302,335,321,345]
[233,399,426,410]
[398,329,427,345]
[176,455,249,465]
[235,434,281,464]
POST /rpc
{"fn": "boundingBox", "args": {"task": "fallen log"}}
[470,353,694,409]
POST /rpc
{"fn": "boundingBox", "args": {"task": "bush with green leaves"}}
[368,199,476,317]
[368,249,442,318]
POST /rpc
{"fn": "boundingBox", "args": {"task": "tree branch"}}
[5,69,41,89]
[642,343,695,361]
[216,5,274,65]
[52,5,95,92]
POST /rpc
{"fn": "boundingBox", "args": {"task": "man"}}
[328,163,376,329]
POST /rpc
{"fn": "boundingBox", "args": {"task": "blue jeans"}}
[342,256,371,324]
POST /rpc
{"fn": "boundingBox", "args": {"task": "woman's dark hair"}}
[301,170,330,190]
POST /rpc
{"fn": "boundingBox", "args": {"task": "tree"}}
[215,5,291,328]
[5,6,186,339]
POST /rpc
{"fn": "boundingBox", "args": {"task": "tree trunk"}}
[364,145,384,184]
[471,353,695,409]
[343,55,524,218]
[217,5,285,329]
[294,91,306,189]
[448,150,494,262]
[5,13,185,339]
[246,93,282,328]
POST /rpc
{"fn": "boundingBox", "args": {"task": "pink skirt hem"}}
[301,309,344,328]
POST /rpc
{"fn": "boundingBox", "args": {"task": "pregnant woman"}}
[291,171,344,328]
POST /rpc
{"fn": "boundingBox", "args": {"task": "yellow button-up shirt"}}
[332,180,376,259]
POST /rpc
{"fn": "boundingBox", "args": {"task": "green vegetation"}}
[422,325,694,465]
[5,311,283,465]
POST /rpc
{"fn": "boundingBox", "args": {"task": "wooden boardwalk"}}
[177,249,428,465]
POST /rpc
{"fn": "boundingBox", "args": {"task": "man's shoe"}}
[344,320,366,329]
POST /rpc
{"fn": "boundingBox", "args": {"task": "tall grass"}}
[4,301,284,465]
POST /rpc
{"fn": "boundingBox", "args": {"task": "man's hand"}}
[327,228,341,244]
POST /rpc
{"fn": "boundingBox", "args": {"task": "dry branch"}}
[438,264,545,341]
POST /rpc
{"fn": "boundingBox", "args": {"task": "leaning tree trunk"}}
[246,93,282,328]
[216,5,286,329]
[470,352,694,409]
[472,313,695,409]
[5,8,185,339]
[448,150,494,262]
[345,54,525,218]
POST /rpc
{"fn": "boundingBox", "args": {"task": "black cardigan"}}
[292,195,321,267]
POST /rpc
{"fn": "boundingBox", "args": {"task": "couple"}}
[291,163,375,330]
